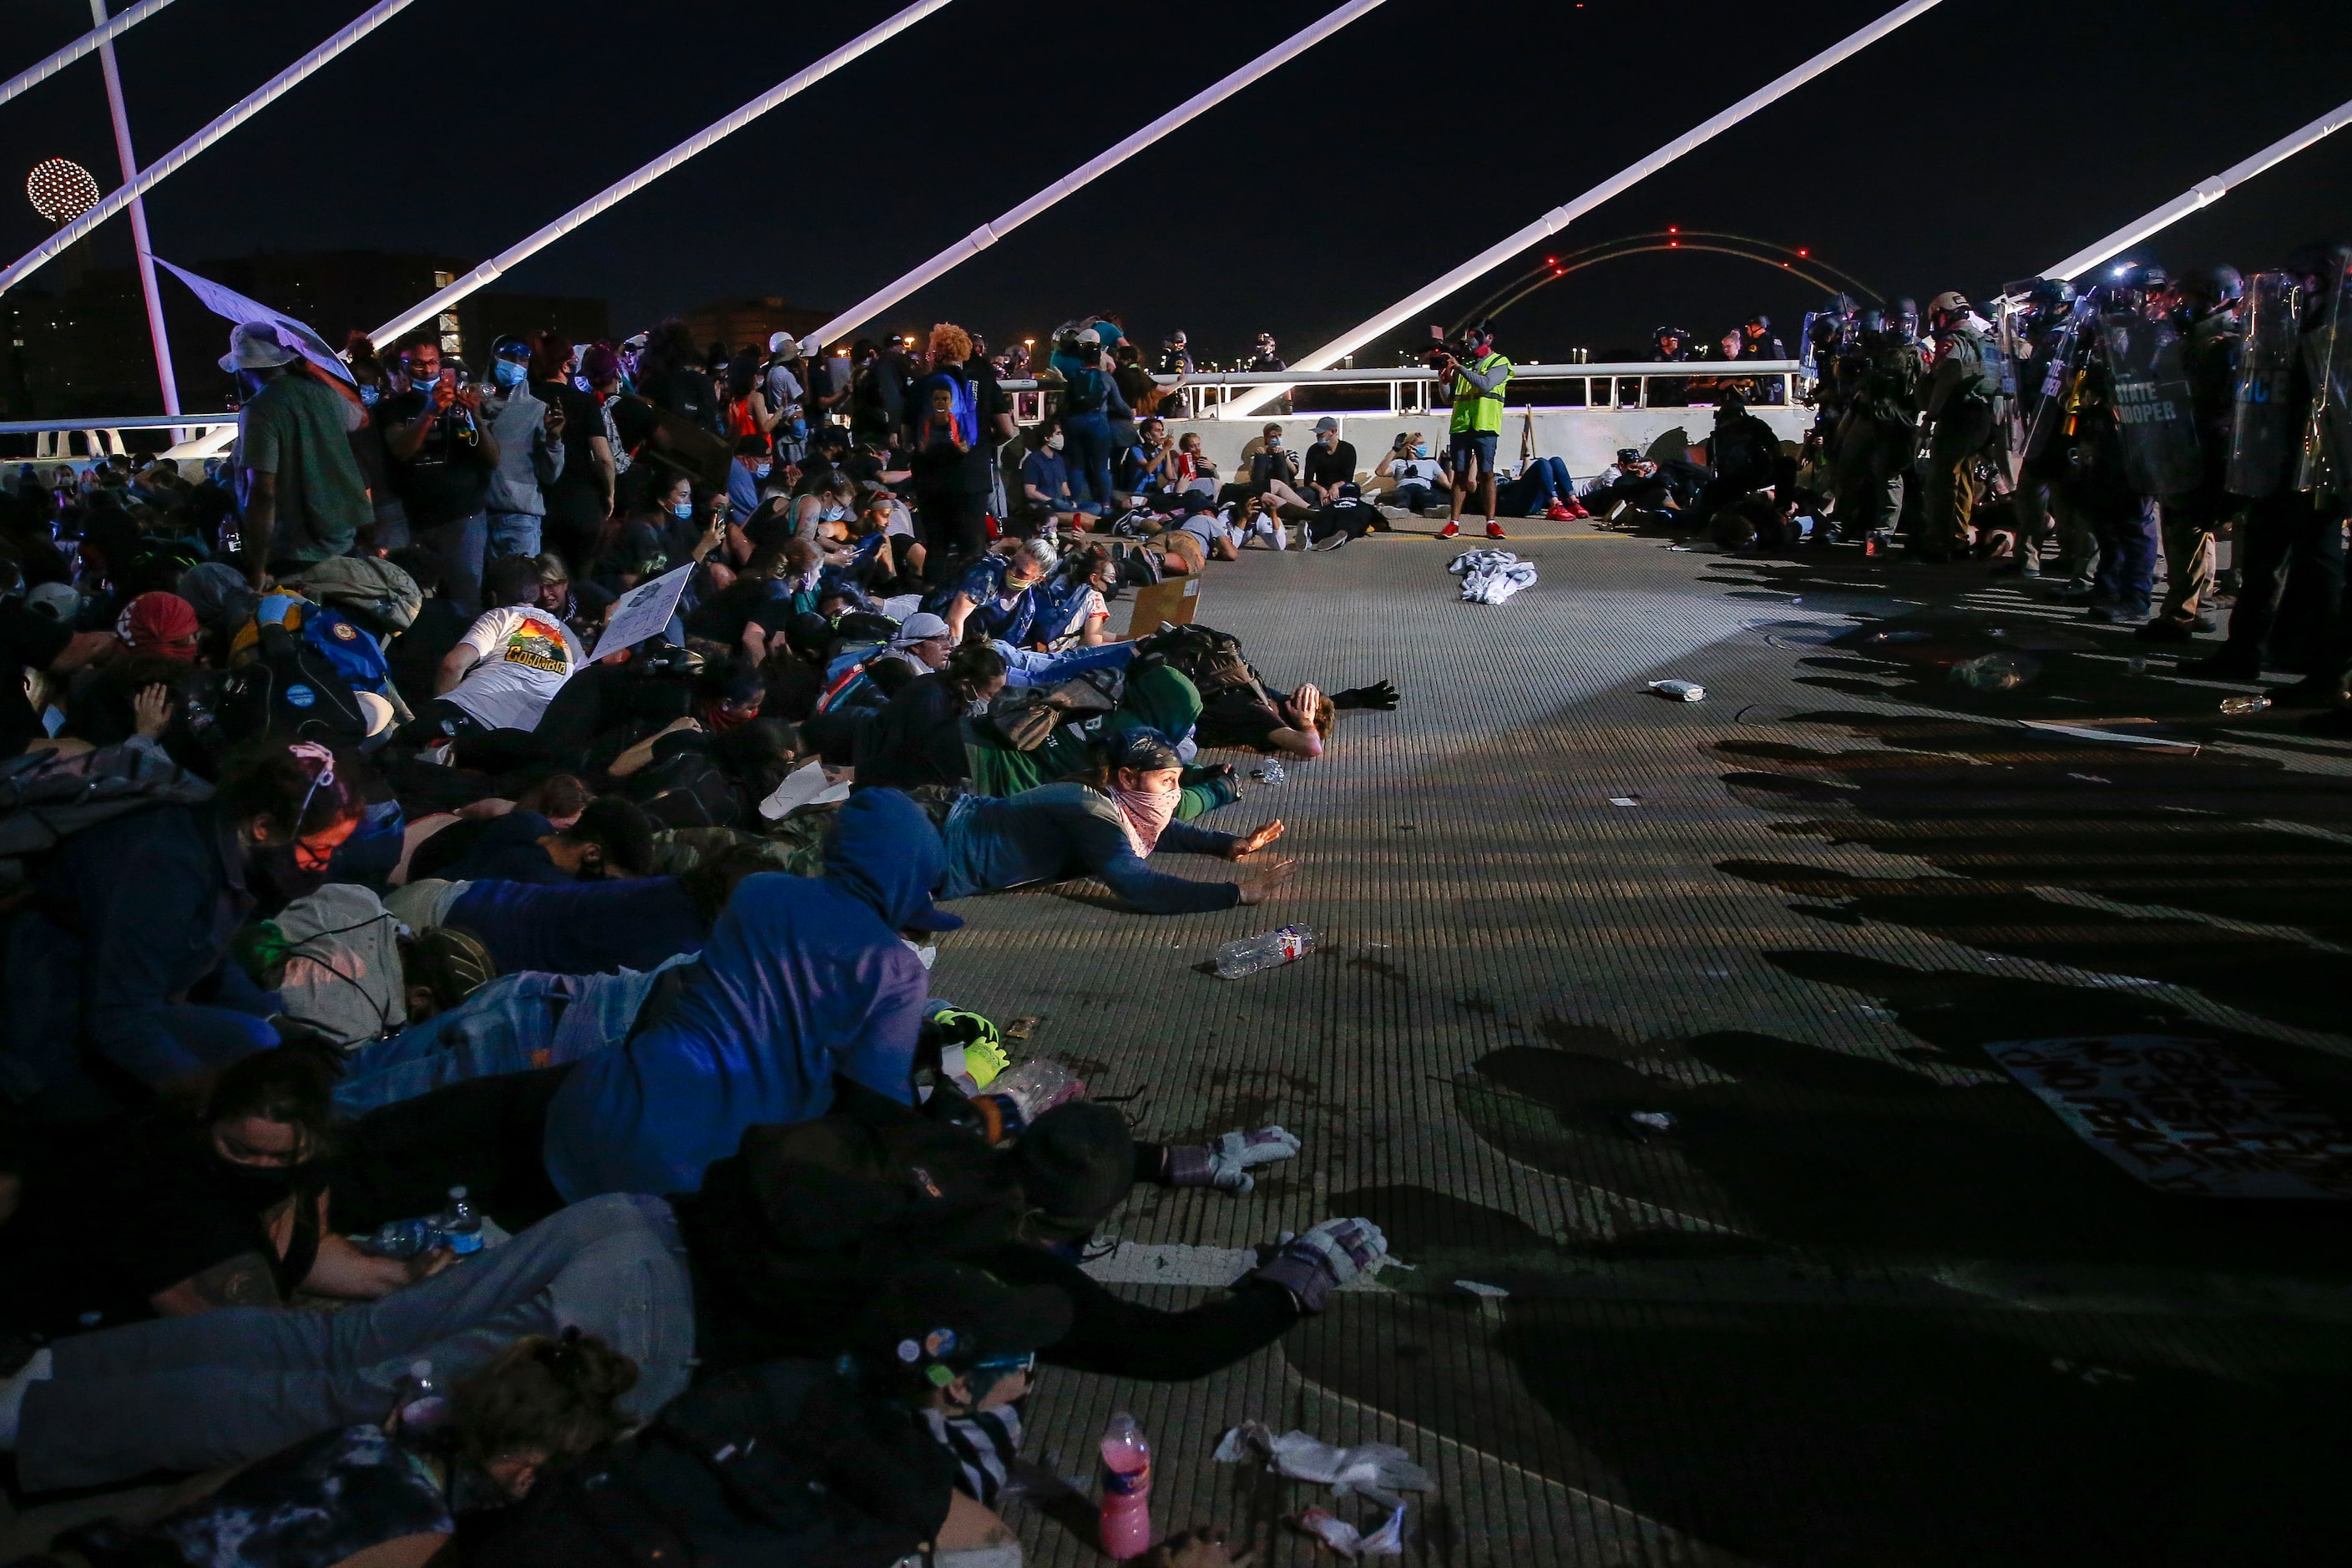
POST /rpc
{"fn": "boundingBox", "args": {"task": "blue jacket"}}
[445,877,708,976]
[541,789,947,1201]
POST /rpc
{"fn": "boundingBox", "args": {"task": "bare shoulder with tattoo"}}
[150,1249,282,1315]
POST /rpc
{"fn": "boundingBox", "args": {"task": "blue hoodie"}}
[540,789,955,1201]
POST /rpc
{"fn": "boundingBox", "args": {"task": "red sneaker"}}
[1485,521,1509,540]
[1436,520,1461,539]
[1545,503,1576,522]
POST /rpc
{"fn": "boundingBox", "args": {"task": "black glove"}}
[1331,680,1399,711]
[1181,761,1235,787]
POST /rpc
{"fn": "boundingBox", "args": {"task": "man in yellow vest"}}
[1437,321,1514,540]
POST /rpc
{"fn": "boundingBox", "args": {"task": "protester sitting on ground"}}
[1237,425,1315,514]
[1580,446,1677,520]
[0,1050,448,1343]
[1373,432,1444,514]
[1168,429,1219,498]
[1,737,364,1116]
[1018,424,1079,534]
[937,729,1290,914]
[1301,417,1359,506]
[472,1265,1055,1567]
[0,1191,691,1493]
[43,1330,638,1568]
[402,555,587,753]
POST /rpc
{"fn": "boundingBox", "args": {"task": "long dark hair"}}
[941,642,1004,704]
[215,738,363,842]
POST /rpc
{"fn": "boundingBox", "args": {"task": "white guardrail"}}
[0,361,1809,470]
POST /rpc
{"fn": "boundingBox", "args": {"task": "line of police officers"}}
[1798,249,2352,706]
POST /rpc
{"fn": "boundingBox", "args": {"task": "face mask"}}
[358,384,381,407]
[493,360,527,388]
[788,417,808,440]
[754,462,772,478]
[1413,445,1428,458]
[670,500,695,520]
[1047,433,1065,452]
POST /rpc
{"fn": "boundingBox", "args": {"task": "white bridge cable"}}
[2040,93,2352,282]
[1216,0,1947,420]
[369,0,959,346]
[0,0,182,109]
[800,0,1393,353]
[0,0,417,297]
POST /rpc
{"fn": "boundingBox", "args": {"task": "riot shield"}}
[2098,310,2203,498]
[2228,272,2303,498]
[2299,248,2352,498]
[2021,308,2085,462]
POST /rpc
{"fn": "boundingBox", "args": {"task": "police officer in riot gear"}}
[2052,265,2172,623]
[2001,277,2093,584]
[1828,309,1920,543]
[2139,266,2245,640]
[1914,291,2003,562]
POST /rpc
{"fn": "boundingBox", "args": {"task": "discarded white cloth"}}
[1293,1505,1408,1559]
[1214,1420,1434,1510]
[1446,548,1535,604]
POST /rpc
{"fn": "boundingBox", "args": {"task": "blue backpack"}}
[301,606,393,696]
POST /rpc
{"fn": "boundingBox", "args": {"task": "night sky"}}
[4,0,2347,367]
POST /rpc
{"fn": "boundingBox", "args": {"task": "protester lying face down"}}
[471,1264,1060,1568]
[539,787,959,1202]
[852,640,1006,791]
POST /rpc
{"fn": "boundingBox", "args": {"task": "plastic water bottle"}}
[1211,924,1319,979]
[2218,694,2271,716]
[1252,758,1286,784]
[364,1217,435,1260]
[397,1359,450,1432]
[1098,1412,1154,1560]
[989,1060,1086,1122]
[438,1186,483,1257]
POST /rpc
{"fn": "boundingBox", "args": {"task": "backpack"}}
[1306,498,1383,544]
[0,736,215,883]
[300,606,393,696]
[984,670,1120,751]
[1060,365,1107,416]
[215,629,367,746]
[288,555,422,635]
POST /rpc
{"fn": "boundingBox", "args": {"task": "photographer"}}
[1429,320,1514,540]
[1373,432,1444,515]
[383,341,501,610]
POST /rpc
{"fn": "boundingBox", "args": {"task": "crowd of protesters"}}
[0,308,1413,1568]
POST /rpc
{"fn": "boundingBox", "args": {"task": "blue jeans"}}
[18,1193,694,1490]
[332,958,690,1115]
[488,509,544,560]
[991,640,1136,689]
[1062,410,1115,515]
[2090,495,2160,616]
[424,509,488,612]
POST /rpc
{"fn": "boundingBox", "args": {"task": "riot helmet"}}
[1890,297,1920,342]
[2177,266,2244,322]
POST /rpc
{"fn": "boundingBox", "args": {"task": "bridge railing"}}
[996,360,1807,423]
[0,412,236,466]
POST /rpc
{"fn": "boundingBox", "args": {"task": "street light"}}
[26,157,100,225]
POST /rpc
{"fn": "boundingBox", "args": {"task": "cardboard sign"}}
[590,562,694,658]
[1125,574,1201,639]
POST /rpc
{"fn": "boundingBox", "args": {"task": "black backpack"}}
[213,629,367,747]
[479,1360,953,1568]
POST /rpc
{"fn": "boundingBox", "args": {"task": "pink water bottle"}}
[1098,1411,1154,1560]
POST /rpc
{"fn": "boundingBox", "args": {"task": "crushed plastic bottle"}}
[1950,653,2028,692]
[2218,694,2271,716]
[989,1059,1086,1121]
[1646,680,1706,702]
[1211,924,1319,979]
[1252,759,1286,784]
[1099,1412,1155,1560]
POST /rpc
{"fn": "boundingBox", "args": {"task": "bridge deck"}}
[969,518,2352,1566]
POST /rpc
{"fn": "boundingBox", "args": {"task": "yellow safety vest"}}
[1449,353,1513,434]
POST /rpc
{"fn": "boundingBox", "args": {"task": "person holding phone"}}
[384,341,501,609]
